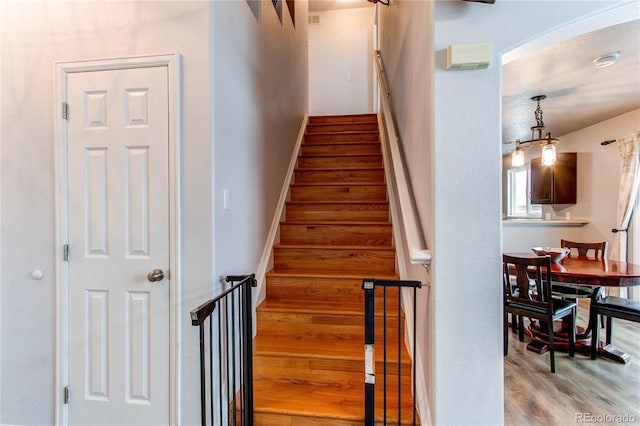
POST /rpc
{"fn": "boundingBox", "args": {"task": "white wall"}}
[0,1,308,425]
[1,3,211,424]
[212,0,308,281]
[379,1,630,424]
[503,108,640,253]
[308,7,374,115]
[208,2,308,424]
[377,1,434,423]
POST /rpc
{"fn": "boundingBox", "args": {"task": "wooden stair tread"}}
[274,243,394,250]
[301,148,382,157]
[289,186,388,202]
[299,152,382,157]
[303,133,380,144]
[254,354,411,377]
[286,200,389,210]
[298,158,382,166]
[298,153,382,157]
[256,323,403,342]
[294,170,385,184]
[287,200,389,203]
[279,221,392,245]
[266,270,399,280]
[281,220,391,226]
[264,271,403,302]
[252,370,417,423]
[257,299,400,317]
[302,141,381,147]
[272,268,396,275]
[254,366,412,389]
[306,122,377,125]
[285,201,390,206]
[286,213,390,221]
[306,126,379,134]
[305,130,378,136]
[254,333,411,364]
[308,116,377,120]
[309,113,377,122]
[295,166,384,171]
[257,300,398,316]
[254,332,364,360]
[290,182,386,187]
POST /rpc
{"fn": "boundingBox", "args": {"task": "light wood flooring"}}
[504,300,640,425]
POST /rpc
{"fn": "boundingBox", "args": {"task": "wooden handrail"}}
[374,50,432,267]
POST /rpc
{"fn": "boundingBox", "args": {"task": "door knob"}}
[147,269,165,283]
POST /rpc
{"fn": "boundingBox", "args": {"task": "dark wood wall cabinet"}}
[530,152,577,204]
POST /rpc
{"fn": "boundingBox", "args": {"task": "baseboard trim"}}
[253,115,308,311]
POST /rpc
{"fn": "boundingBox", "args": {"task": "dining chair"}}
[503,254,576,373]
[552,240,608,299]
[590,287,640,359]
[561,239,607,260]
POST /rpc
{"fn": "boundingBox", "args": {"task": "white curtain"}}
[632,193,640,301]
[610,131,640,298]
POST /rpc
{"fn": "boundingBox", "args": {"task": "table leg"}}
[519,286,631,363]
[525,321,630,364]
[598,343,631,363]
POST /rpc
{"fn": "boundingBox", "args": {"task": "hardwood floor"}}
[504,300,640,425]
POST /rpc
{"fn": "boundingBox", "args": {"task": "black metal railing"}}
[363,278,422,426]
[191,274,257,426]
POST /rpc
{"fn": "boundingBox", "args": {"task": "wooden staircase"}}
[252,114,419,425]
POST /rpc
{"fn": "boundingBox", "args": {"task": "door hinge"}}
[64,386,70,404]
[63,244,69,262]
[62,102,69,120]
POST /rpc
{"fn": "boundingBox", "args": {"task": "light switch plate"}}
[223,189,230,210]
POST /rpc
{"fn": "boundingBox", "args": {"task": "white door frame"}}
[54,53,181,426]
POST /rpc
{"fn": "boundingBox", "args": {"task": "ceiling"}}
[502,19,640,147]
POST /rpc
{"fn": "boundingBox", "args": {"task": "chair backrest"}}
[503,254,553,310]
[560,239,607,260]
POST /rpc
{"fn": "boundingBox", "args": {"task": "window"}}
[507,165,542,218]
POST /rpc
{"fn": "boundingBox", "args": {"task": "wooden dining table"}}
[504,253,640,363]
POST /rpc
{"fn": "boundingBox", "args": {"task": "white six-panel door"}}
[66,66,170,425]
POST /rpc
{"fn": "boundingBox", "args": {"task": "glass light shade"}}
[541,143,556,166]
[511,149,525,167]
[542,143,556,166]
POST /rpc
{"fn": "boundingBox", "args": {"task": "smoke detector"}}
[593,51,621,68]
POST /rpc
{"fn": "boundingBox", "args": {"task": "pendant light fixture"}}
[509,95,559,167]
[511,145,525,167]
